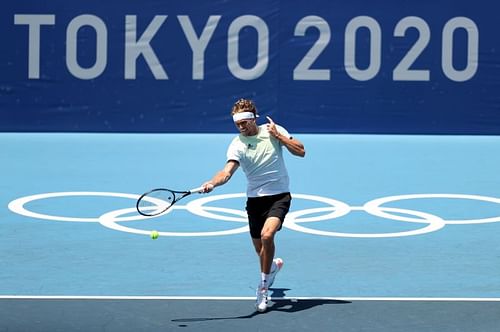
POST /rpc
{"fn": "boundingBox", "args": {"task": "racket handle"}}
[189,186,205,194]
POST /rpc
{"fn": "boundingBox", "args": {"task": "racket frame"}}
[136,186,204,217]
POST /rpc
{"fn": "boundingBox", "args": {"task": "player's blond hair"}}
[231,99,257,116]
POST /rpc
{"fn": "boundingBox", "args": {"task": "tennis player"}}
[201,99,305,312]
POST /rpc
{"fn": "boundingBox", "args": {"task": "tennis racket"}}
[136,186,204,217]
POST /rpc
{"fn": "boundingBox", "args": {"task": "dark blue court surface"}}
[2,298,500,331]
[1,133,500,331]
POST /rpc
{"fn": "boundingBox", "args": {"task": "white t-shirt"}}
[226,124,291,197]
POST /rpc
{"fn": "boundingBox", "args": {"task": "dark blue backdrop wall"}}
[1,0,499,133]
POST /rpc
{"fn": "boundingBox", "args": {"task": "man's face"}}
[234,119,258,136]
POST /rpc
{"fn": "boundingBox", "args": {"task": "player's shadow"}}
[171,288,351,324]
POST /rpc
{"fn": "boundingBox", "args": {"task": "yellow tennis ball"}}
[150,230,159,240]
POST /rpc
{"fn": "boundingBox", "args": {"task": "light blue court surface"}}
[1,133,500,299]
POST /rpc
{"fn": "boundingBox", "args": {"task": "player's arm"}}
[278,135,305,157]
[266,116,306,157]
[201,160,239,193]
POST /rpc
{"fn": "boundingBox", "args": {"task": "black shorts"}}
[246,192,292,239]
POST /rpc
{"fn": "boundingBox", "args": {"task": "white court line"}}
[1,296,500,302]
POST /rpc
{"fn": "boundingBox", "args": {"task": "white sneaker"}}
[255,286,269,312]
[267,258,284,288]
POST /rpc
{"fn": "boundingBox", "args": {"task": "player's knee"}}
[260,232,274,244]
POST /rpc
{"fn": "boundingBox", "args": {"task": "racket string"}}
[137,189,176,216]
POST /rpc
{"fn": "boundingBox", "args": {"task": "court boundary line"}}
[1,295,500,302]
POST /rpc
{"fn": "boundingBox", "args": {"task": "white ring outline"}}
[98,206,249,237]
[7,192,166,222]
[7,191,500,237]
[99,193,350,237]
[185,193,248,222]
[284,206,445,238]
[364,194,500,224]
[185,193,352,222]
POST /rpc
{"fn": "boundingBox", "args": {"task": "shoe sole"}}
[256,304,267,312]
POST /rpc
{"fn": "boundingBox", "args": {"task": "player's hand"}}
[201,182,214,193]
[266,116,281,139]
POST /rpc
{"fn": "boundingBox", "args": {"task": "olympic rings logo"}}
[7,192,500,238]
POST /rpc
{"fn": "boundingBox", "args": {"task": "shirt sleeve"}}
[226,138,241,163]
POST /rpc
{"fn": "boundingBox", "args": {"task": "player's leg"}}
[263,193,290,287]
[258,217,282,273]
[252,218,283,312]
[247,194,290,312]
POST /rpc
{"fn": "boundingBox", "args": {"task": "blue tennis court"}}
[3,0,500,330]
[1,133,500,331]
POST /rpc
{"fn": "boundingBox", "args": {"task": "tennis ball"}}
[150,230,159,240]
